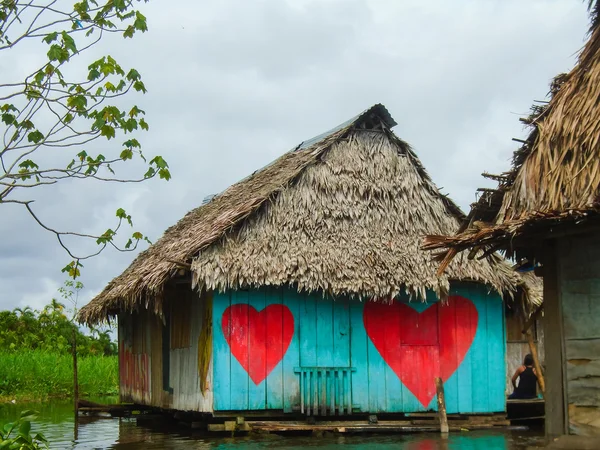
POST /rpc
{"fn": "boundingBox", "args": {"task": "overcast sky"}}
[0,0,591,315]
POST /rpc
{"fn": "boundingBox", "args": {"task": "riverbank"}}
[0,351,118,402]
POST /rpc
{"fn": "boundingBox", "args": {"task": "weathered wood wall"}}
[117,284,213,412]
[212,282,506,414]
[119,309,152,404]
[558,232,600,436]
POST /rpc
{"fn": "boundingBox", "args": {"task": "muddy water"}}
[0,399,545,449]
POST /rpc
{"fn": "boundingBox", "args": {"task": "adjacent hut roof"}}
[424,6,600,271]
[79,104,521,325]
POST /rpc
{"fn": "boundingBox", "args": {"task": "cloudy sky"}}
[0,0,591,314]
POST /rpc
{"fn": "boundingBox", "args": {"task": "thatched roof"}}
[79,104,521,325]
[424,5,600,271]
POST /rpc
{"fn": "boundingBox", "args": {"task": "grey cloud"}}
[0,0,591,315]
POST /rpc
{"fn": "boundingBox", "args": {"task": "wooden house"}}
[424,3,600,440]
[79,104,527,419]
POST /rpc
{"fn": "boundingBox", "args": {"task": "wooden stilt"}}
[72,327,79,440]
[435,377,449,434]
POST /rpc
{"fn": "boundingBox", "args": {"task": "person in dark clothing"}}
[508,354,538,399]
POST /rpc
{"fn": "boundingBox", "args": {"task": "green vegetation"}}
[0,352,118,401]
[0,299,116,357]
[0,294,119,401]
[0,411,48,449]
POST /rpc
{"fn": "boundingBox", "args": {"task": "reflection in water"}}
[0,399,544,449]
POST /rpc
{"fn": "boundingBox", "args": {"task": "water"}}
[0,399,545,449]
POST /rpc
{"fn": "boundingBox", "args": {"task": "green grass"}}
[0,351,118,401]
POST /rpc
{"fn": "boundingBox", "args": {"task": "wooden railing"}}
[294,366,356,416]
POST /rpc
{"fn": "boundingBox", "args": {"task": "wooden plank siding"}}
[117,285,213,412]
[212,282,506,414]
[557,233,600,436]
[119,310,151,405]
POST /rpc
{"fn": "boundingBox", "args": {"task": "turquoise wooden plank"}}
[332,298,350,367]
[299,292,317,367]
[349,298,369,412]
[485,289,506,412]
[228,289,249,410]
[212,292,231,410]
[453,284,474,413]
[282,288,301,413]
[467,284,490,413]
[316,293,333,366]
[265,287,284,410]
[364,300,387,413]
[247,288,266,410]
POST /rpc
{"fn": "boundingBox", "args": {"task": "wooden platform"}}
[77,400,152,418]
[506,398,545,422]
[207,413,510,434]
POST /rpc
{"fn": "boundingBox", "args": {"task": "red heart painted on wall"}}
[363,296,478,407]
[222,303,294,385]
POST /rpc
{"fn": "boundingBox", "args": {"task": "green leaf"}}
[43,32,58,44]
[158,168,171,181]
[134,11,148,32]
[67,95,87,111]
[100,125,115,139]
[120,149,133,160]
[116,208,127,218]
[88,68,101,81]
[20,120,34,130]
[129,106,144,118]
[96,229,115,245]
[18,421,30,436]
[1,104,18,113]
[139,118,149,131]
[47,44,69,62]
[126,69,140,81]
[123,25,135,38]
[61,31,77,54]
[61,261,82,278]
[34,70,46,85]
[143,167,155,178]
[132,231,143,240]
[123,138,140,149]
[150,156,168,169]
[1,113,15,125]
[133,80,147,93]
[19,160,39,170]
[27,130,44,144]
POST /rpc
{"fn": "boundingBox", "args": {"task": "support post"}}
[72,326,79,440]
[519,294,546,396]
[543,240,567,437]
[526,329,546,395]
[435,377,449,434]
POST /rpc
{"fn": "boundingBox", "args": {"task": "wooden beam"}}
[166,258,191,270]
[543,240,567,437]
[435,377,449,434]
[522,304,544,334]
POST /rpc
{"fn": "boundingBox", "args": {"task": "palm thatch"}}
[424,6,600,271]
[79,104,521,325]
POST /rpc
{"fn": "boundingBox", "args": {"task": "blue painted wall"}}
[212,283,506,413]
